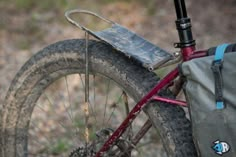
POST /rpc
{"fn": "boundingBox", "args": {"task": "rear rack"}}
[65,9,174,70]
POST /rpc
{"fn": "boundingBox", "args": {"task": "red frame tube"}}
[181,46,196,61]
[188,50,207,60]
[152,96,187,107]
[95,67,179,156]
[94,25,210,156]
[95,48,208,157]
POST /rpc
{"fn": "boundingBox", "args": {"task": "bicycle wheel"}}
[1,39,196,157]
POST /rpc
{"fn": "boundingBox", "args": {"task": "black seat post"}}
[174,0,188,19]
[174,0,195,48]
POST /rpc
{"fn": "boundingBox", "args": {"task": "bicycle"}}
[1,0,234,157]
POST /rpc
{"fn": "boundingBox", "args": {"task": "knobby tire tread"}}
[1,39,197,157]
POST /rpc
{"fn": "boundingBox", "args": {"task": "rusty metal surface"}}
[65,9,173,70]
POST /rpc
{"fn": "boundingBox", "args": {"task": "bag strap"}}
[211,43,229,109]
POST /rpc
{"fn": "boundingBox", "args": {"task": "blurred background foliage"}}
[0,0,156,13]
[0,0,236,100]
[0,0,162,51]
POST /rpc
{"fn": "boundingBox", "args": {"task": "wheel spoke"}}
[35,104,82,145]
[137,140,156,148]
[43,92,78,136]
[29,75,157,156]
[30,73,158,156]
[41,93,82,143]
[3,39,174,157]
[30,122,53,147]
[65,76,74,123]
[62,77,74,125]
[106,92,123,126]
[121,91,134,141]
[102,79,110,127]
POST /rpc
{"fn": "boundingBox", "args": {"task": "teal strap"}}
[216,101,224,110]
[214,44,229,61]
[213,43,229,110]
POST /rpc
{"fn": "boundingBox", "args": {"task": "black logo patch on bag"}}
[212,140,230,155]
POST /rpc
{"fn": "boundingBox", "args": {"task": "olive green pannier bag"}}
[181,44,236,157]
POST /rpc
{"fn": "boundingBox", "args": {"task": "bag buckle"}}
[211,59,223,73]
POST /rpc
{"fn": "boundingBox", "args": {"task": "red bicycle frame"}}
[95,0,207,156]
